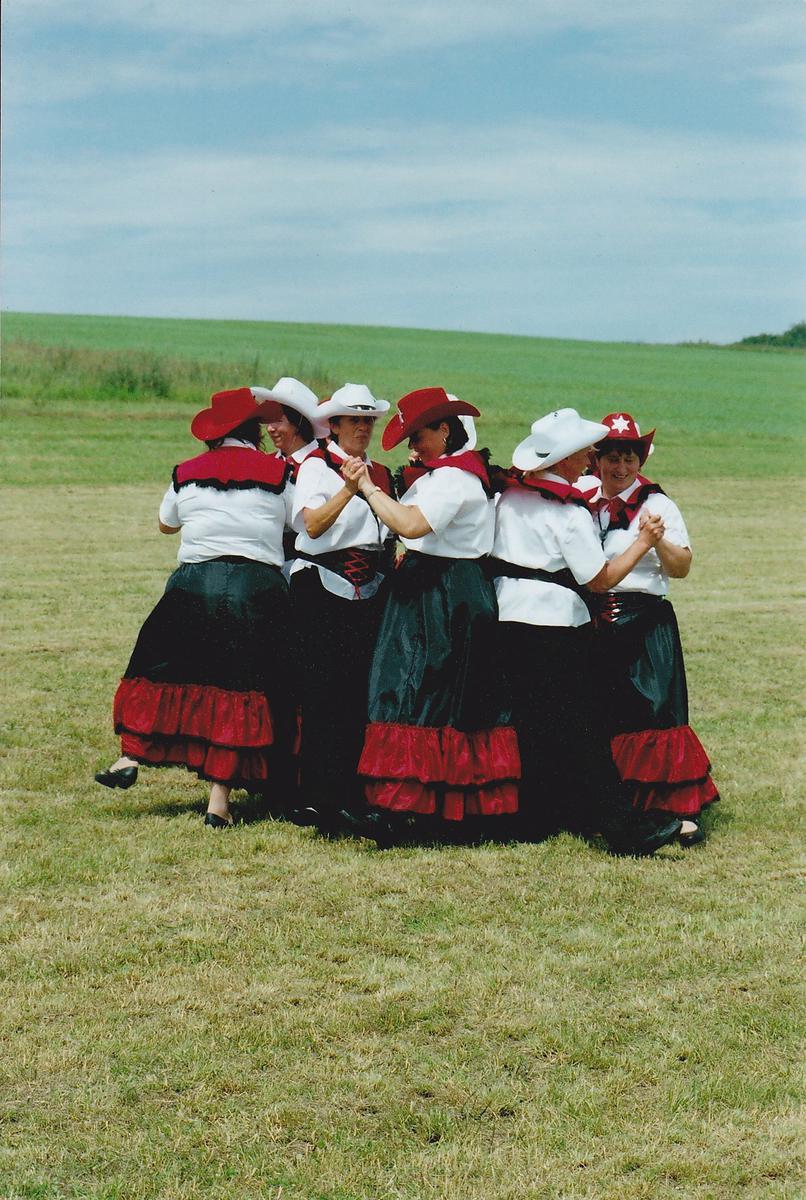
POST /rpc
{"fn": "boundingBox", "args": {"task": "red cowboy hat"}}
[381,387,480,451]
[594,412,655,464]
[190,388,283,442]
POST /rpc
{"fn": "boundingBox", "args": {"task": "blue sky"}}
[3,1,804,342]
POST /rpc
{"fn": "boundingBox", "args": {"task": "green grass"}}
[0,314,804,1198]
[3,310,804,483]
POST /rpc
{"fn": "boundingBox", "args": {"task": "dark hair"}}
[282,405,314,445]
[594,439,643,460]
[205,417,264,451]
[424,415,469,455]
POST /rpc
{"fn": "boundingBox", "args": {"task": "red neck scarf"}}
[399,450,491,496]
[594,475,665,530]
[493,467,591,508]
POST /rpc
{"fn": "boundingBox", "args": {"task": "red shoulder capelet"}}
[173,447,289,493]
[304,444,395,497]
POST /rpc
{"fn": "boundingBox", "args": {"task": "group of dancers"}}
[95,379,718,854]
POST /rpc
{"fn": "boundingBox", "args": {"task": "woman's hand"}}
[303,457,365,538]
[588,511,665,593]
[340,457,366,495]
[637,511,665,546]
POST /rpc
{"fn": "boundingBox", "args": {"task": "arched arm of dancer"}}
[656,537,692,578]
[302,479,360,539]
[344,459,433,540]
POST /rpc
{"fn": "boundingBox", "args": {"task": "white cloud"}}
[5,0,805,102]
[4,116,803,340]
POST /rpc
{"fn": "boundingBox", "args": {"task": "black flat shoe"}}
[335,808,391,838]
[203,812,233,829]
[95,765,138,790]
[609,817,682,857]
[679,824,706,847]
[289,806,321,827]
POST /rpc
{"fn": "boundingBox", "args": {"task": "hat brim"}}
[512,418,610,471]
[252,385,331,439]
[190,396,282,441]
[382,399,480,450]
[317,397,390,424]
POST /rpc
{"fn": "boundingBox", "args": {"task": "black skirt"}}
[113,558,296,787]
[290,566,387,813]
[593,592,718,816]
[359,554,520,821]
[497,621,629,837]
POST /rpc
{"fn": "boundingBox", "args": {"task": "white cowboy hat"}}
[253,377,331,439]
[512,408,610,471]
[317,383,390,422]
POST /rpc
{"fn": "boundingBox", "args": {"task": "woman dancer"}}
[289,383,393,832]
[95,388,296,827]
[351,387,520,832]
[589,412,718,845]
[258,377,330,573]
[489,407,681,855]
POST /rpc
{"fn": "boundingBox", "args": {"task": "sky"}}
[2,0,805,343]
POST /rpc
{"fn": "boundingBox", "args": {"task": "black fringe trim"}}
[172,465,290,494]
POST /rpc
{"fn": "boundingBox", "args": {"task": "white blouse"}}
[290,440,388,599]
[492,473,605,627]
[588,478,690,596]
[158,439,291,568]
[399,462,495,558]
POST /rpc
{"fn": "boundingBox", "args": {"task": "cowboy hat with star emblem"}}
[594,412,655,463]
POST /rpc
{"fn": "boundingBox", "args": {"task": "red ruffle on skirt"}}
[611,725,719,817]
[366,780,518,820]
[114,677,275,748]
[120,732,270,785]
[360,722,521,820]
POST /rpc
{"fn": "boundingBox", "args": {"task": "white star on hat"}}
[610,414,631,434]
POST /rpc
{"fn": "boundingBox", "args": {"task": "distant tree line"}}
[736,321,806,348]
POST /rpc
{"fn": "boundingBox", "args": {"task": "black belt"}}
[487,557,581,590]
[486,557,592,607]
[209,555,276,567]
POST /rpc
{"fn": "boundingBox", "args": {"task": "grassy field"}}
[1,313,804,1199]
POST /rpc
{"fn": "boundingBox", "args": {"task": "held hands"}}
[341,457,371,496]
[637,511,665,546]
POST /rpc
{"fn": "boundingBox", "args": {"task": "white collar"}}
[275,440,318,463]
[292,439,318,463]
[326,439,368,463]
[611,478,642,502]
[221,437,256,450]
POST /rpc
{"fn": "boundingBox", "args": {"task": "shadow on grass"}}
[98,785,725,855]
